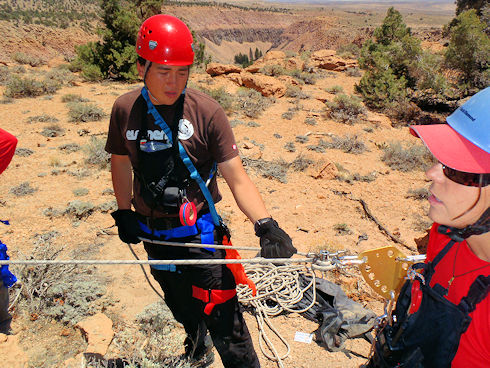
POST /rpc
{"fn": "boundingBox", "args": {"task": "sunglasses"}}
[442,164,490,187]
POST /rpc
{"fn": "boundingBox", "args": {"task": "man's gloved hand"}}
[254,217,297,258]
[111,209,142,244]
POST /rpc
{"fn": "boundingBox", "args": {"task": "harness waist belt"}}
[192,285,236,315]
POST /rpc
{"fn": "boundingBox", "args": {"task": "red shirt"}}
[0,128,17,175]
[426,223,490,367]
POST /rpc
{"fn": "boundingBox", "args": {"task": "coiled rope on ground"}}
[237,263,317,368]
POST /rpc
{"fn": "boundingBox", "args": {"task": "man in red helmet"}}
[105,14,296,367]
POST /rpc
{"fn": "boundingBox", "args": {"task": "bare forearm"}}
[111,154,133,210]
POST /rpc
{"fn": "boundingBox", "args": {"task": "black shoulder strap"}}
[458,275,490,314]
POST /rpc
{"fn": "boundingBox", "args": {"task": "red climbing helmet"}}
[136,14,194,66]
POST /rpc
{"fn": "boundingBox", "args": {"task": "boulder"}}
[310,49,358,71]
[241,72,286,98]
[224,72,243,86]
[263,50,286,62]
[206,63,242,76]
[76,313,114,356]
[285,57,305,71]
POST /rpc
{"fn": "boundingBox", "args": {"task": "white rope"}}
[0,257,314,266]
[237,263,318,367]
[139,237,262,251]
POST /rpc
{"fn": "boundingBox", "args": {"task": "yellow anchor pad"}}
[359,246,413,300]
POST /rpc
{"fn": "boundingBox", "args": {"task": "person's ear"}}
[136,62,145,79]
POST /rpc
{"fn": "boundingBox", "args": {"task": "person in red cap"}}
[0,128,18,334]
[105,14,296,367]
[367,87,489,367]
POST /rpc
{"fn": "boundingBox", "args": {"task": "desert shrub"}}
[242,157,289,183]
[346,67,361,77]
[295,135,309,144]
[445,10,490,90]
[64,200,96,219]
[61,94,89,103]
[234,88,271,118]
[15,148,34,157]
[0,97,14,104]
[68,102,105,122]
[98,200,117,213]
[291,154,314,171]
[58,143,81,153]
[247,121,261,127]
[9,182,37,197]
[229,119,246,128]
[14,241,111,324]
[326,85,344,94]
[333,223,352,235]
[325,94,367,124]
[40,124,65,137]
[73,188,89,197]
[84,136,110,169]
[273,133,282,139]
[12,52,45,67]
[26,114,59,123]
[0,66,11,85]
[321,135,367,154]
[304,117,317,126]
[4,75,61,98]
[307,145,325,153]
[412,214,432,232]
[45,68,77,85]
[406,187,430,200]
[381,142,435,172]
[284,142,296,152]
[259,64,286,76]
[337,171,377,184]
[285,85,309,99]
[296,71,316,85]
[201,86,233,111]
[337,43,361,59]
[281,111,295,120]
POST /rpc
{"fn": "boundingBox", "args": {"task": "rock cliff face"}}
[198,28,284,48]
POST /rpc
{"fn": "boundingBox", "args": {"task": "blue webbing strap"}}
[140,87,221,227]
[0,221,17,288]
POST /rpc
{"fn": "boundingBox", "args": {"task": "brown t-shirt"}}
[105,87,239,217]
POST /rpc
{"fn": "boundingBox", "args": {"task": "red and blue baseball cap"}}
[410,87,490,174]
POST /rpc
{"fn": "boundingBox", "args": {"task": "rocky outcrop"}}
[206,63,242,76]
[245,51,305,73]
[198,28,284,47]
[310,49,358,71]
[241,72,286,97]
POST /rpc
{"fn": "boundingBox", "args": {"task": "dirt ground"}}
[0,58,436,367]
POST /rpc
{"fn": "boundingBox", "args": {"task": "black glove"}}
[111,209,142,244]
[254,217,297,258]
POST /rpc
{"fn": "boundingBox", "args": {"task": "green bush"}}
[68,102,105,122]
[337,43,361,59]
[325,94,367,124]
[5,76,60,98]
[285,85,309,99]
[445,10,490,90]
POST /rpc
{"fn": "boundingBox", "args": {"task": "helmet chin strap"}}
[438,207,490,242]
[143,60,161,105]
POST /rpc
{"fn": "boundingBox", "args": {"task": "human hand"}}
[111,209,142,244]
[254,217,297,258]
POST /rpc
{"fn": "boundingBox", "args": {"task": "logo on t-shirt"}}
[178,119,194,140]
